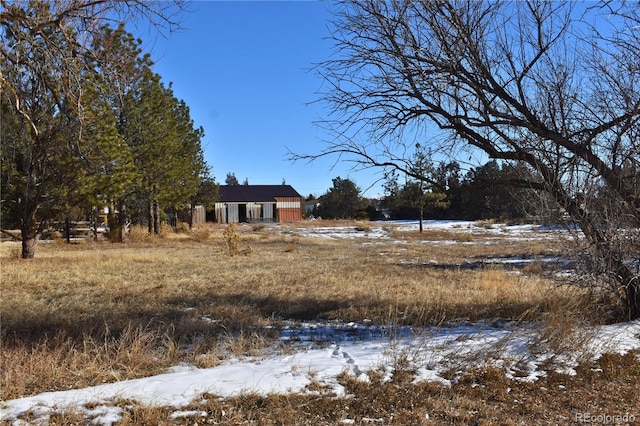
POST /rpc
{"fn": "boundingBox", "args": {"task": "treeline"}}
[313,161,544,222]
[1,12,216,257]
[382,160,536,221]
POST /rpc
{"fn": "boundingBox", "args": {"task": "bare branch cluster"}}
[0,1,185,127]
[296,0,640,319]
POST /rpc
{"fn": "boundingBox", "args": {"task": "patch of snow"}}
[289,220,568,243]
[170,410,207,419]
[2,320,638,426]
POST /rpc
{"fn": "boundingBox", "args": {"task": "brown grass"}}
[1,325,179,400]
[2,220,633,423]
[40,351,637,425]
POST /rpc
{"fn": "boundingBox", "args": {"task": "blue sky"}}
[145,1,385,198]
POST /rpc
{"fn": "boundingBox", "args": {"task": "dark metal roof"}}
[218,185,301,203]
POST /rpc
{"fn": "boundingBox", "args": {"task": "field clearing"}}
[1,221,569,343]
[2,220,639,425]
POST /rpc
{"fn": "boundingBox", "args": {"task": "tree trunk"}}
[546,182,640,320]
[583,224,638,320]
[148,200,154,234]
[65,218,71,244]
[92,211,98,242]
[153,199,161,235]
[20,210,40,259]
[418,181,424,233]
[148,199,161,235]
[584,227,638,320]
[116,202,127,242]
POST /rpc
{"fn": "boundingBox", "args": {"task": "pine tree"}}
[1,3,187,256]
[317,177,366,219]
[92,25,206,236]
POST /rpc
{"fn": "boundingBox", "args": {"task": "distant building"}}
[214,185,302,223]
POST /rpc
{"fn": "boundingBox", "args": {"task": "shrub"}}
[522,260,545,275]
[354,223,371,232]
[455,232,474,242]
[476,219,496,229]
[159,222,174,237]
[45,231,63,240]
[175,222,191,233]
[223,223,241,255]
[128,225,153,243]
[191,225,211,242]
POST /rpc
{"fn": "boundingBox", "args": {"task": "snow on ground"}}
[3,220,637,425]
[291,220,574,272]
[287,219,565,243]
[2,320,639,425]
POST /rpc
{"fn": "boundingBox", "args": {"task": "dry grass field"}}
[2,221,639,425]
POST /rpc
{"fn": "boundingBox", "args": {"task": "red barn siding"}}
[275,197,302,222]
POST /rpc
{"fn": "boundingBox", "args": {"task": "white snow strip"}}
[2,321,638,426]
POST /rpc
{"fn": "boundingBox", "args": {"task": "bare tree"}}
[291,1,640,319]
[0,1,186,258]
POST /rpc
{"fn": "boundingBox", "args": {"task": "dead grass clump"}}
[283,235,300,252]
[474,267,515,291]
[193,351,224,369]
[159,222,175,236]
[522,259,545,275]
[113,405,171,426]
[175,221,190,233]
[387,228,405,240]
[224,329,271,357]
[45,230,64,240]
[476,219,497,228]
[414,230,458,240]
[354,223,372,232]
[190,224,211,242]
[127,225,153,243]
[455,366,511,396]
[455,232,474,242]
[525,296,602,372]
[593,351,640,381]
[223,223,241,255]
[334,369,442,424]
[0,325,179,400]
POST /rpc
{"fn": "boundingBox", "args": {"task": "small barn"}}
[214,185,302,223]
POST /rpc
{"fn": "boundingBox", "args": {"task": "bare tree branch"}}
[297,0,640,319]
